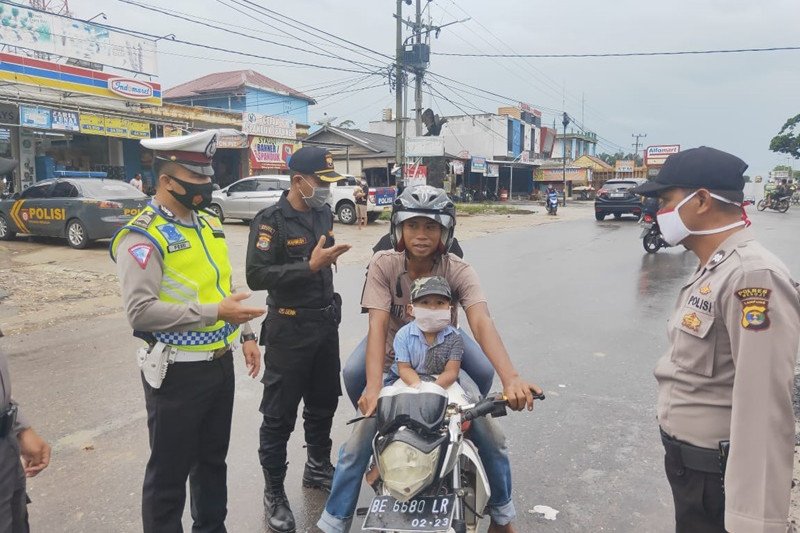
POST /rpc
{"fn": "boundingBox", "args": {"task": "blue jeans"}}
[318,372,515,533]
[341,329,496,408]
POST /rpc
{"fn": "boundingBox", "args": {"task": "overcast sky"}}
[70,0,800,177]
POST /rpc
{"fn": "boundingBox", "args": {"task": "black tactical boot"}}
[302,444,335,492]
[263,466,295,533]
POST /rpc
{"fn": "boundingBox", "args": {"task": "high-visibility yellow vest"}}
[111,204,238,351]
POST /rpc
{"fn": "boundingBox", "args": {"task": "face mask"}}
[300,176,331,209]
[167,175,214,211]
[413,306,452,332]
[656,191,746,246]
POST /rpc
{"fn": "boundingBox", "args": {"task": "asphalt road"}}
[3,205,799,532]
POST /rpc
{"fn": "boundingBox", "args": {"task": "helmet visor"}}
[393,210,453,229]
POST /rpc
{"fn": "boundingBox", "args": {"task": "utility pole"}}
[395,0,404,187]
[414,0,423,136]
[631,132,646,176]
[562,112,570,207]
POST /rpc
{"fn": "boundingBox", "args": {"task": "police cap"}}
[288,146,344,182]
[141,129,217,177]
[632,146,748,202]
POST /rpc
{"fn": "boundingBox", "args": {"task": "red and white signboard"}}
[645,145,680,166]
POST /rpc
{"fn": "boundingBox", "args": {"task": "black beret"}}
[632,146,748,198]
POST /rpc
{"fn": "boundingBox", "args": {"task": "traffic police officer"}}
[246,146,351,533]
[0,346,50,533]
[111,130,265,533]
[632,146,800,533]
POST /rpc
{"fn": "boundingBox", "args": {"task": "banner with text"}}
[249,136,301,170]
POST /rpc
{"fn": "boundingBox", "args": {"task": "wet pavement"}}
[3,205,799,532]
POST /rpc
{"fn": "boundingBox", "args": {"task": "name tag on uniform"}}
[168,241,192,253]
[287,237,308,247]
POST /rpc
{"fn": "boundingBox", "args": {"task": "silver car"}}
[210,175,291,223]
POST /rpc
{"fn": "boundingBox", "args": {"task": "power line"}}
[216,0,391,70]
[433,46,800,58]
[113,0,386,72]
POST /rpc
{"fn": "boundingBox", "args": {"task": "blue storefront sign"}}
[19,106,80,132]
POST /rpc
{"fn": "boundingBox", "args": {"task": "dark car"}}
[594,178,647,221]
[0,178,148,248]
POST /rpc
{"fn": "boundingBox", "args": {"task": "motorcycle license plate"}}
[363,494,456,532]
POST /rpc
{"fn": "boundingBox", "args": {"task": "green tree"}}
[597,152,643,166]
[769,114,800,159]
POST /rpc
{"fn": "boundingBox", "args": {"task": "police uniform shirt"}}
[246,191,336,309]
[116,200,253,336]
[655,229,800,532]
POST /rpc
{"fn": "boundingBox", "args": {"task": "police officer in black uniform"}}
[246,146,351,533]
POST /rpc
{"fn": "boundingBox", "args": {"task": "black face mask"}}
[167,175,214,211]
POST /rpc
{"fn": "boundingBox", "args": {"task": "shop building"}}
[164,70,314,180]
[369,105,544,198]
[0,3,244,192]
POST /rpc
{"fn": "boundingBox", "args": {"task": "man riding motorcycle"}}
[317,186,543,533]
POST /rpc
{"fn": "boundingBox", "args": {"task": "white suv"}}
[327,175,396,224]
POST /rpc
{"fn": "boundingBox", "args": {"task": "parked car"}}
[594,178,647,221]
[328,175,396,225]
[0,178,148,248]
[209,175,291,223]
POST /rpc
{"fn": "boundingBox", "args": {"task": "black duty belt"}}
[0,404,18,439]
[660,427,724,474]
[269,304,337,321]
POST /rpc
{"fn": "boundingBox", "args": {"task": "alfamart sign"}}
[645,145,680,166]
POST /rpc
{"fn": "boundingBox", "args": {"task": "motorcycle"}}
[757,195,790,213]
[791,191,800,207]
[546,193,559,216]
[360,381,543,533]
[640,212,669,253]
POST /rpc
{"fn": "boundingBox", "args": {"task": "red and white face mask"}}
[656,191,747,246]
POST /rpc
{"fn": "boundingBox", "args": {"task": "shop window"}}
[51,181,79,198]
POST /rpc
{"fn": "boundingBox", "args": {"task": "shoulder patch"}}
[736,287,771,331]
[259,224,276,235]
[131,210,155,230]
[257,233,272,251]
[128,243,154,269]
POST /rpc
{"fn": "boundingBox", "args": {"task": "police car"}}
[0,178,148,249]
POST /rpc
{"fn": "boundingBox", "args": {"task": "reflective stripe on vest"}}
[111,205,239,351]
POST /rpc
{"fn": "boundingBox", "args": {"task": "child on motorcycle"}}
[386,276,463,390]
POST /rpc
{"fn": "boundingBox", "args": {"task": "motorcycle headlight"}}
[378,440,440,502]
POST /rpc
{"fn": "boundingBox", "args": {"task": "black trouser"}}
[0,434,28,533]
[141,352,235,533]
[662,435,725,533]
[258,313,341,470]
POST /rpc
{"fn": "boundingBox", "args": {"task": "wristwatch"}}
[240,333,257,343]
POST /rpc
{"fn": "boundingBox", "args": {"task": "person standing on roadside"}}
[246,146,351,533]
[632,146,800,533]
[354,176,368,229]
[111,130,265,533]
[0,346,51,533]
[130,173,144,192]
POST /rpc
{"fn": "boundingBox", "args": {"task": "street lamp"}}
[87,12,107,22]
[561,112,570,206]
